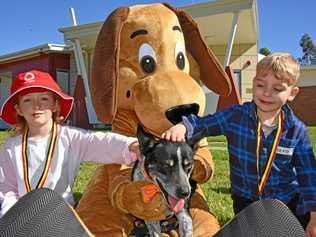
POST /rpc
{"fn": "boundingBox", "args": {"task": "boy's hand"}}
[306,212,316,237]
[161,123,186,142]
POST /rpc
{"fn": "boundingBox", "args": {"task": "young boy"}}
[162,52,316,236]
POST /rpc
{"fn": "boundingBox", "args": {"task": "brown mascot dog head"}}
[92,3,231,136]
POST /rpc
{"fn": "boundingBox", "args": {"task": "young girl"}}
[0,70,139,218]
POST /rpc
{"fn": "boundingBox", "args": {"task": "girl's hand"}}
[128,141,141,163]
[161,123,186,142]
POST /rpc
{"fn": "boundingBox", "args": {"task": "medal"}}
[21,121,57,192]
[256,112,283,195]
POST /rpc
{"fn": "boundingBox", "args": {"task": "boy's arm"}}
[183,108,232,139]
[162,106,235,142]
[0,144,19,217]
[162,107,235,183]
[180,110,232,183]
[293,128,316,215]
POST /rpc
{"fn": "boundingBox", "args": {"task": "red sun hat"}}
[0,70,74,125]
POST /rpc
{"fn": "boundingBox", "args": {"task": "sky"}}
[1,0,315,59]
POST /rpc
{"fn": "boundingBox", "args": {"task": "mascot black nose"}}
[176,186,191,199]
[165,103,199,125]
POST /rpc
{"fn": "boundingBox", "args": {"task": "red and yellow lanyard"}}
[256,112,283,195]
[21,121,57,192]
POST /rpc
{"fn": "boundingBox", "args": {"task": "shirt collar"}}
[247,101,294,130]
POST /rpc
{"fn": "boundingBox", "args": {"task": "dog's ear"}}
[137,125,158,154]
[91,7,129,124]
[163,3,231,96]
[187,128,207,151]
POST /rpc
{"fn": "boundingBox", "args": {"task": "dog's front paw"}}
[145,220,162,237]
[177,210,193,237]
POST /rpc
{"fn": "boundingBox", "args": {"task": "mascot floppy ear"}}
[91,7,129,124]
[163,3,231,97]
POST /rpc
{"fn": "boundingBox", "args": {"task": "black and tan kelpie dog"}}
[133,125,204,237]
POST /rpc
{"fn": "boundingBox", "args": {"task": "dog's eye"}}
[184,164,193,173]
[175,42,185,70]
[160,160,174,168]
[183,159,193,170]
[166,160,175,167]
[138,43,157,74]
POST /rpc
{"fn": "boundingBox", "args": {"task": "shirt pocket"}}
[274,138,295,166]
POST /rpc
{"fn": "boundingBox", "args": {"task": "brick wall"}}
[289,86,316,126]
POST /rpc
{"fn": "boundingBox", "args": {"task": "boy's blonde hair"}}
[256,52,300,85]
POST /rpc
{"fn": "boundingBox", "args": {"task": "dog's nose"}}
[165,103,200,125]
[176,186,191,199]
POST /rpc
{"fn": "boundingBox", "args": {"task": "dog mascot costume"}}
[76,3,231,236]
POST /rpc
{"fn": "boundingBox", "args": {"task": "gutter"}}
[0,44,71,64]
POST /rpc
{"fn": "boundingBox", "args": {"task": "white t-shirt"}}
[27,134,51,190]
[0,125,137,217]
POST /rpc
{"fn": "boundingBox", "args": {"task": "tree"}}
[259,47,271,56]
[298,33,316,65]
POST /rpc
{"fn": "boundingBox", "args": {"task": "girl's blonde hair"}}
[256,52,300,85]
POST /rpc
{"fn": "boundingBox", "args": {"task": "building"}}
[289,65,316,126]
[59,0,259,123]
[0,44,71,129]
[0,0,265,129]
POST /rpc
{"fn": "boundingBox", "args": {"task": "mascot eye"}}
[176,52,185,70]
[138,43,157,74]
[141,56,156,74]
[175,42,186,70]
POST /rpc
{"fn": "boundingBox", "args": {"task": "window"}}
[56,70,70,94]
[233,69,242,95]
[0,72,12,128]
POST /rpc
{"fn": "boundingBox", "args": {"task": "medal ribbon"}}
[256,112,283,195]
[22,121,57,192]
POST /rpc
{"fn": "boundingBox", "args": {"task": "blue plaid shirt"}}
[184,101,316,215]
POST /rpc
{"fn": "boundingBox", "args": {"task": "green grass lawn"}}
[0,131,9,146]
[202,149,233,225]
[1,127,315,226]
